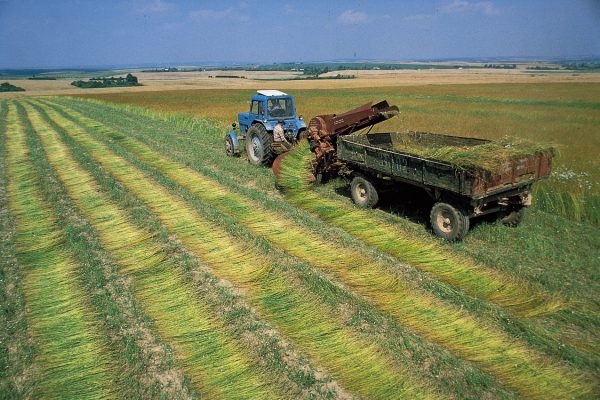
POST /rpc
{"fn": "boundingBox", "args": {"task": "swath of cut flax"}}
[23,101,281,400]
[34,100,440,400]
[40,99,594,399]
[5,102,116,399]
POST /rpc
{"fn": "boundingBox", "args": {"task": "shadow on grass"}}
[334,181,504,232]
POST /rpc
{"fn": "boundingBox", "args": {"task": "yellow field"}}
[2,67,600,97]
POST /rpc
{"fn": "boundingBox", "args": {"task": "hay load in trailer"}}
[384,132,554,175]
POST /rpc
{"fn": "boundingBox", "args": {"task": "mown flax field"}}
[1,96,598,400]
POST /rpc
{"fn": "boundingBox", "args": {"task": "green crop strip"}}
[23,103,281,400]
[31,102,517,400]
[16,103,195,399]
[38,101,596,398]
[34,101,441,400]
[38,98,561,318]
[4,102,116,399]
[0,99,33,398]
[36,99,517,400]
[19,100,204,400]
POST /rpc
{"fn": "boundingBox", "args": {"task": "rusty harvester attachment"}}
[272,100,399,179]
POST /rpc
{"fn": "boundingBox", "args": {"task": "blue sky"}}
[1,0,599,68]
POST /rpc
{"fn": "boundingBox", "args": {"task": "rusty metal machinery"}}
[273,100,399,179]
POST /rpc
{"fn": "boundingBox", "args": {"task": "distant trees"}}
[0,82,25,92]
[302,66,329,78]
[483,64,516,69]
[526,66,561,71]
[562,62,600,70]
[71,74,141,88]
[141,67,179,72]
[125,73,138,84]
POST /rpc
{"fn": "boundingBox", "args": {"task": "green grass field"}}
[1,95,598,399]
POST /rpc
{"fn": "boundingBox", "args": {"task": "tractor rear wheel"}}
[246,124,274,166]
[430,202,470,241]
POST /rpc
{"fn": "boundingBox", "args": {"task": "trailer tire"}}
[430,202,470,241]
[501,207,526,227]
[351,175,379,208]
[246,124,274,166]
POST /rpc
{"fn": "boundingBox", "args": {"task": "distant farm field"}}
[77,83,600,225]
[1,96,599,399]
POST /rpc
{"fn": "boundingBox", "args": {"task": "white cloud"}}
[440,0,500,16]
[135,0,173,14]
[191,7,232,19]
[337,9,369,25]
[283,4,297,15]
[190,7,249,22]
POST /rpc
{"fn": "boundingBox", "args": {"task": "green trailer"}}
[337,131,553,241]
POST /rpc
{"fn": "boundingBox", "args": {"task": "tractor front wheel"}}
[246,124,274,166]
[225,136,239,157]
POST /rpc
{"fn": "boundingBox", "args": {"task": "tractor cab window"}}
[250,100,261,115]
[267,98,293,118]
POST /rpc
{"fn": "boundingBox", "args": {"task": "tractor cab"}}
[237,90,304,136]
[225,90,307,165]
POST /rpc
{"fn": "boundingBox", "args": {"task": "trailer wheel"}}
[246,124,274,166]
[501,207,526,227]
[351,175,379,208]
[430,202,470,241]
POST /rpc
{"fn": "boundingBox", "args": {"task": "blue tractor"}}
[225,90,307,166]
